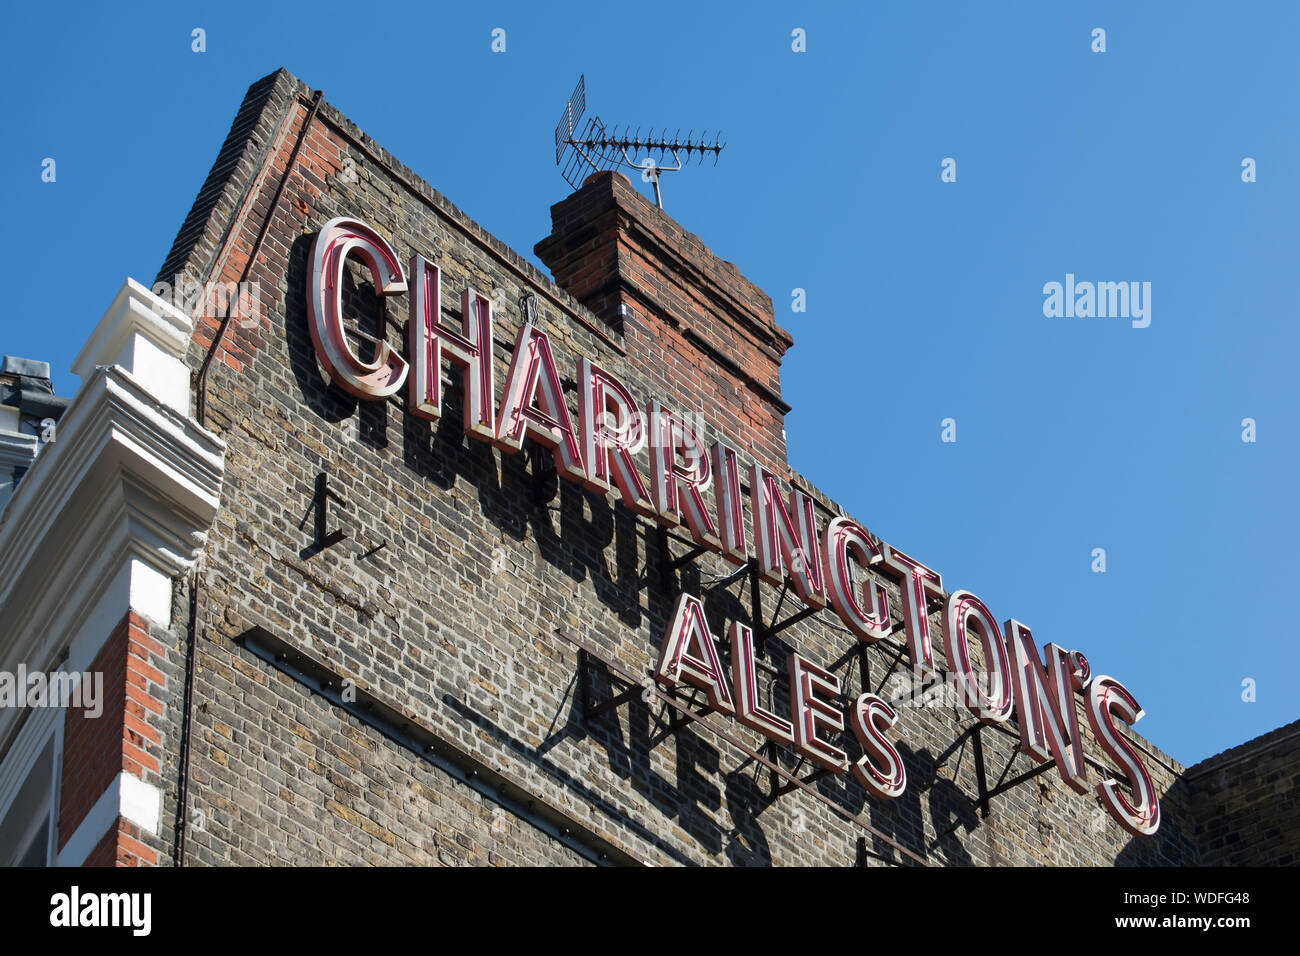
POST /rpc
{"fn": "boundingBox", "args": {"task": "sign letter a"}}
[654,594,734,714]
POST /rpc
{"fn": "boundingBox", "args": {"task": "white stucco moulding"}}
[72,277,196,416]
[0,278,225,755]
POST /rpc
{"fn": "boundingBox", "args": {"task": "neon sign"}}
[307,216,1161,837]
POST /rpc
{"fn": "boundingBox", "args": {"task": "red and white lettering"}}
[879,545,943,677]
[655,594,734,715]
[941,590,1013,724]
[408,256,495,441]
[1087,675,1161,836]
[495,322,585,481]
[711,441,749,566]
[1004,620,1089,793]
[850,693,907,799]
[576,359,655,516]
[308,216,409,398]
[648,400,721,550]
[750,465,826,608]
[824,516,889,643]
[788,654,848,772]
[728,621,794,746]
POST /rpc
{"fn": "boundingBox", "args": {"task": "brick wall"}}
[57,610,174,866]
[1182,721,1300,866]
[143,68,1208,867]
[58,616,128,849]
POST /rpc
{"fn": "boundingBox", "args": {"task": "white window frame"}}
[0,707,63,866]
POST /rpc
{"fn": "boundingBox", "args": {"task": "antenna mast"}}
[553,75,725,211]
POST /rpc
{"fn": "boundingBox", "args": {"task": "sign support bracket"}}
[559,627,929,866]
[764,604,818,638]
[984,759,1055,802]
[972,725,992,818]
[299,471,348,558]
[668,544,709,571]
[772,766,833,797]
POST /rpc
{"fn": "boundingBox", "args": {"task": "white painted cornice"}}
[72,278,195,416]
[0,277,227,777]
[0,364,225,755]
[0,363,224,671]
[0,431,39,472]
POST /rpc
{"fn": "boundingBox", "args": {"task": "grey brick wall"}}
[1182,721,1300,866]
[154,69,1205,867]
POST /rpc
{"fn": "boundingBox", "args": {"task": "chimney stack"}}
[535,172,795,470]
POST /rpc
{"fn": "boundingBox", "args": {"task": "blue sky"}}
[2,1,1295,766]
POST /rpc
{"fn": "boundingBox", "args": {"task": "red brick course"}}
[57,611,167,866]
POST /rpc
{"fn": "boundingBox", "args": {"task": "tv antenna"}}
[554,74,725,210]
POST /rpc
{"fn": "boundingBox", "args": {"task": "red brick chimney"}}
[535,172,795,470]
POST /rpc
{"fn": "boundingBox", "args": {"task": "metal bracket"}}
[668,544,709,571]
[559,628,928,867]
[578,648,645,723]
[300,471,347,558]
[746,565,819,643]
[658,528,710,593]
[771,765,833,798]
[764,604,818,638]
[577,648,702,744]
[985,759,1055,802]
[962,723,1062,819]
[972,725,991,818]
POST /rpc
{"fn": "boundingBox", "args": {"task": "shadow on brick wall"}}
[1114,774,1201,866]
[282,235,650,635]
[276,232,1014,867]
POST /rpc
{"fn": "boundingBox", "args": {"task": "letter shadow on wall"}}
[856,744,974,866]
[578,653,771,865]
[572,555,772,862]
[400,381,646,629]
[285,239,645,629]
[1114,775,1199,866]
[284,234,391,450]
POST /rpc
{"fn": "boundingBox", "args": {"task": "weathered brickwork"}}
[140,68,1224,867]
[1182,721,1300,866]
